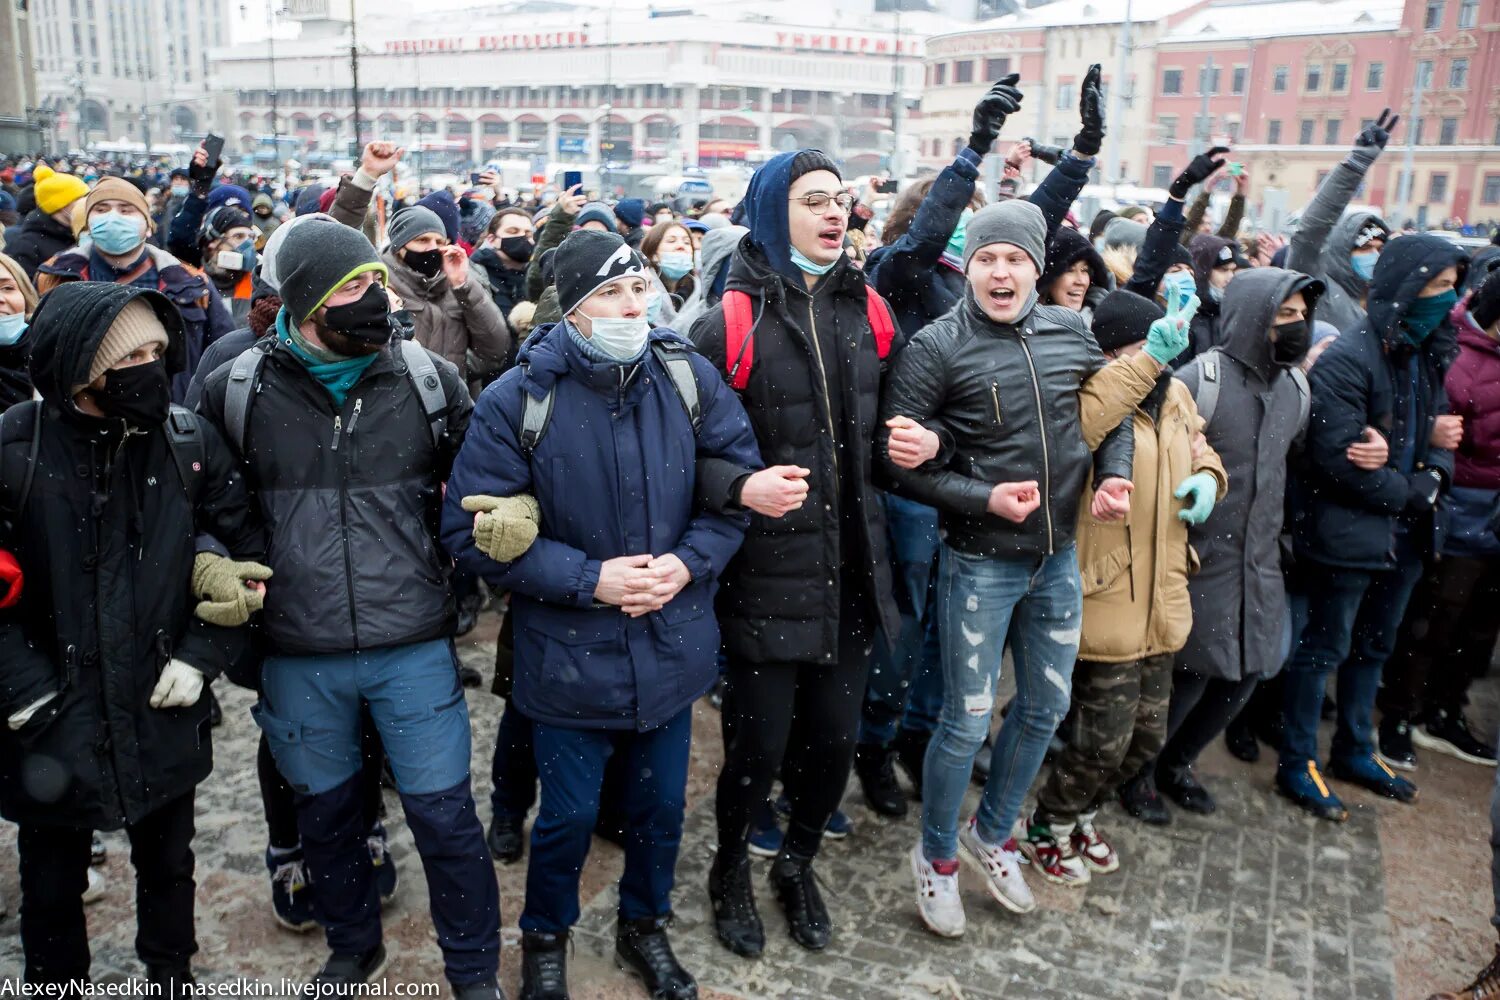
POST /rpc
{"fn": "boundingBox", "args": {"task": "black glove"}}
[188,149,220,197]
[1169,146,1230,200]
[1025,138,1064,166]
[1355,108,1400,151]
[968,74,1023,156]
[1406,468,1444,513]
[1073,64,1105,157]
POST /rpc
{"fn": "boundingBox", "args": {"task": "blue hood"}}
[1366,234,1467,352]
[737,149,816,287]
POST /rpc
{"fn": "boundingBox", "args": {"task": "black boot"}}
[147,966,196,990]
[1157,764,1216,815]
[768,850,831,951]
[1117,772,1171,826]
[451,977,507,1000]
[312,943,387,987]
[854,743,908,818]
[707,852,764,957]
[892,727,929,800]
[487,813,526,864]
[519,931,569,1000]
[1224,712,1260,763]
[616,915,698,999]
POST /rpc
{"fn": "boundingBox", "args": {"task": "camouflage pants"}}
[1035,652,1174,825]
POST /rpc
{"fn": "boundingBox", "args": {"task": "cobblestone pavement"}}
[0,621,1493,999]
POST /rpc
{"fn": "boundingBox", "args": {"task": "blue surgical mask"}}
[658,252,694,281]
[1402,289,1458,344]
[645,290,665,325]
[1350,252,1379,282]
[789,245,840,276]
[0,313,27,347]
[579,312,651,362]
[89,212,146,256]
[1207,284,1224,304]
[946,208,974,260]
[1161,271,1196,312]
[170,183,190,198]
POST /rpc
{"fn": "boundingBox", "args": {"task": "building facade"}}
[0,0,40,152]
[27,0,229,153]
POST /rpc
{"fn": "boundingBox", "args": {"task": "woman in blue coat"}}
[442,230,760,1000]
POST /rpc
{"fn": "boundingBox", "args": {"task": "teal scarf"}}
[276,307,379,406]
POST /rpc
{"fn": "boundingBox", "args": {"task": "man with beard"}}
[197,223,502,996]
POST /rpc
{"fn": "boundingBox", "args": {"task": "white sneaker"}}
[82,867,106,905]
[958,817,1035,914]
[910,843,965,938]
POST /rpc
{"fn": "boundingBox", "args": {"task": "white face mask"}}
[578,312,650,362]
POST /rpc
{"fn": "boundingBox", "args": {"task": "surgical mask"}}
[498,235,534,263]
[171,183,190,198]
[322,283,395,346]
[578,313,650,362]
[403,247,445,279]
[96,359,170,428]
[1350,252,1379,282]
[1207,284,1224,304]
[0,313,26,346]
[89,212,146,256]
[1270,319,1310,367]
[645,291,665,325]
[1402,289,1458,344]
[658,252,694,280]
[946,208,974,259]
[1161,271,1196,312]
[789,245,840,276]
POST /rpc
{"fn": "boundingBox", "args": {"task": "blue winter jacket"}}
[441,323,761,731]
[867,148,1095,337]
[1291,234,1467,570]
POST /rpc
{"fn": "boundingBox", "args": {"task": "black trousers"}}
[260,705,387,850]
[1380,554,1500,722]
[716,588,873,862]
[19,791,198,983]
[1156,669,1259,776]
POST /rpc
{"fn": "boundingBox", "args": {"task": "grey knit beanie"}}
[276,221,387,324]
[386,205,446,252]
[963,200,1047,273]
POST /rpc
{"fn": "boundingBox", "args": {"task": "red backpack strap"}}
[723,290,755,391]
[864,285,896,360]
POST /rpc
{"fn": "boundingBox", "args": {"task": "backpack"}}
[519,340,702,455]
[721,285,896,391]
[222,337,448,453]
[0,401,205,533]
[1194,347,1310,435]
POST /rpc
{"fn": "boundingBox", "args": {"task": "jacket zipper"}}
[990,382,1003,425]
[1016,332,1055,554]
[330,414,342,451]
[334,399,360,644]
[805,297,840,482]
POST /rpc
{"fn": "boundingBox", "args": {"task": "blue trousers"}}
[522,708,692,934]
[922,545,1080,861]
[255,639,500,984]
[861,494,945,745]
[1280,542,1426,767]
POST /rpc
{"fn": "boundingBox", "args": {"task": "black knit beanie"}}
[1092,290,1164,353]
[790,150,841,186]
[1471,268,1500,331]
[1167,242,1194,272]
[1040,226,1106,296]
[553,230,648,317]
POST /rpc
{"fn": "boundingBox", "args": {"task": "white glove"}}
[7,691,58,731]
[149,659,205,710]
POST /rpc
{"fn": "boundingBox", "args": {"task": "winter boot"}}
[1275,760,1348,822]
[1156,764,1216,814]
[769,850,832,951]
[854,743,908,818]
[615,915,697,999]
[707,852,763,958]
[519,931,569,1000]
[1117,773,1171,826]
[487,813,526,864]
[311,943,388,988]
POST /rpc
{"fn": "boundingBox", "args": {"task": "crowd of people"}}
[1,68,1499,1000]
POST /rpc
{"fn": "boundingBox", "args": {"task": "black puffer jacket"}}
[691,238,900,664]
[0,336,33,411]
[877,290,1149,558]
[5,209,74,279]
[197,315,473,655]
[0,284,263,829]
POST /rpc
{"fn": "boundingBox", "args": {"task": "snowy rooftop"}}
[1159,0,1406,42]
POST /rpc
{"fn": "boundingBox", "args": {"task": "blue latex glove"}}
[1144,284,1200,366]
[1174,471,1218,524]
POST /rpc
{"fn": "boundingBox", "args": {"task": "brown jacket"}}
[1075,377,1227,663]
[382,248,510,388]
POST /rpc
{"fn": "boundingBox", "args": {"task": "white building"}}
[207,0,958,182]
[28,0,230,152]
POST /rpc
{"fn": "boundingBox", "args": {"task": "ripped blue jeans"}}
[921,544,1081,862]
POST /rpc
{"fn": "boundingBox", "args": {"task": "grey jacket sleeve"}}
[329,171,376,231]
[1287,145,1380,275]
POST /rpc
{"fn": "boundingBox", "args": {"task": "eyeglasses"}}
[789,192,855,214]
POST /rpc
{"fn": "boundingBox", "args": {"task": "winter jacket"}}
[876,290,1151,559]
[39,244,236,403]
[1125,198,1187,302]
[1291,234,1466,572]
[1186,234,1239,358]
[1175,268,1323,681]
[1286,144,1384,334]
[4,209,74,279]
[471,247,528,325]
[689,230,900,664]
[0,284,263,829]
[0,336,33,411]
[867,148,1095,339]
[526,200,577,303]
[442,324,760,731]
[381,249,510,390]
[196,314,473,656]
[1448,324,1500,491]
[1075,378,1226,663]
[166,191,208,267]
[674,225,747,332]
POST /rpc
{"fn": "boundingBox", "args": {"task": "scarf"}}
[276,307,378,406]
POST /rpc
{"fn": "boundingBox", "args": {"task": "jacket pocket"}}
[1081,544,1131,598]
[526,611,630,720]
[1187,543,1201,577]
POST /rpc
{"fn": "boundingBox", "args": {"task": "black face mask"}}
[96,359,170,428]
[498,236,534,263]
[403,247,445,279]
[322,283,395,347]
[1271,319,1310,367]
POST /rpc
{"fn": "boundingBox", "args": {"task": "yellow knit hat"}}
[33,165,90,216]
[85,299,170,386]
